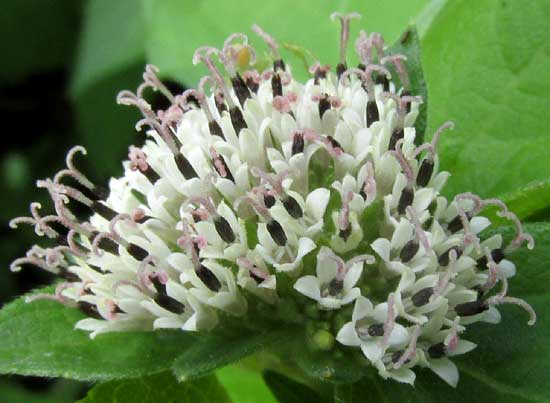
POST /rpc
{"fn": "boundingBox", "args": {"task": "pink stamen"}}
[26,282,77,306]
[109,214,135,239]
[363,161,377,203]
[413,121,454,159]
[10,202,59,238]
[338,190,354,232]
[53,146,94,190]
[236,257,269,282]
[394,325,421,369]
[380,54,409,89]
[433,249,458,297]
[498,210,535,251]
[381,293,397,347]
[137,64,175,103]
[369,33,385,60]
[137,255,159,288]
[128,146,149,172]
[481,247,500,293]
[487,295,536,326]
[330,12,361,65]
[235,194,271,221]
[242,69,261,83]
[406,206,432,254]
[273,95,291,113]
[92,232,122,256]
[390,139,415,187]
[355,30,373,65]
[251,24,280,60]
[193,47,236,109]
[210,148,229,178]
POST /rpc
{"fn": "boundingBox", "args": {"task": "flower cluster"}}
[11,13,536,387]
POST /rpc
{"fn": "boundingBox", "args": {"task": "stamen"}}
[243,70,261,93]
[487,295,536,326]
[137,64,175,103]
[193,47,237,109]
[338,190,354,240]
[237,257,269,284]
[128,146,160,183]
[303,128,343,157]
[53,146,95,191]
[360,161,377,203]
[10,202,59,239]
[497,210,535,251]
[381,293,396,347]
[355,30,373,66]
[331,12,361,77]
[210,148,234,182]
[291,130,305,155]
[406,206,431,255]
[433,249,458,297]
[380,54,409,90]
[413,121,455,160]
[26,282,77,306]
[251,24,283,70]
[393,325,421,369]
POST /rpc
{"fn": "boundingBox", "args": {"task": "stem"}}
[334,383,353,403]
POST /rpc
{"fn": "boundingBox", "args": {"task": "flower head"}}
[11,12,536,387]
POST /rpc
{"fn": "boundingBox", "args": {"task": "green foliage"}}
[218,365,277,403]
[263,370,327,403]
[77,372,232,403]
[0,288,195,381]
[385,27,428,143]
[422,0,550,198]
[141,0,430,85]
[172,329,293,381]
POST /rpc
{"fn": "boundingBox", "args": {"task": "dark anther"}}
[78,301,103,320]
[208,120,224,139]
[328,278,344,296]
[264,194,276,208]
[388,128,404,151]
[282,196,303,219]
[250,268,264,284]
[267,219,287,246]
[446,212,472,234]
[411,287,434,307]
[292,132,305,155]
[437,246,462,266]
[397,187,414,215]
[476,248,505,269]
[91,185,109,201]
[416,159,434,187]
[229,106,247,134]
[213,154,234,182]
[314,69,327,84]
[155,293,186,314]
[92,201,118,221]
[401,90,412,113]
[151,275,166,295]
[231,73,252,106]
[454,300,489,317]
[174,153,198,179]
[368,323,385,337]
[142,166,161,184]
[318,95,331,118]
[97,236,120,256]
[215,97,227,114]
[336,62,347,80]
[366,100,379,127]
[375,72,390,92]
[246,77,259,94]
[326,136,343,153]
[400,240,419,262]
[339,225,352,241]
[127,243,149,261]
[391,350,410,364]
[196,264,222,292]
[273,59,286,72]
[428,343,447,359]
[271,74,283,97]
[214,216,236,243]
[58,267,80,282]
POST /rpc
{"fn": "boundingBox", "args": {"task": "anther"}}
[328,278,344,296]
[282,196,303,219]
[400,240,419,262]
[214,216,236,243]
[411,287,434,307]
[428,342,447,359]
[77,301,103,320]
[211,148,234,182]
[454,300,489,317]
[291,130,305,155]
[128,146,160,183]
[476,248,505,269]
[196,265,222,292]
[331,12,361,78]
[438,246,462,267]
[267,219,287,246]
[368,323,385,337]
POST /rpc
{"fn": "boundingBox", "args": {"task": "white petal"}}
[305,188,330,221]
[361,340,383,363]
[430,358,459,387]
[371,238,391,262]
[336,322,361,346]
[293,276,321,301]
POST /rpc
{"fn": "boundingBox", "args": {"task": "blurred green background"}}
[2,0,549,401]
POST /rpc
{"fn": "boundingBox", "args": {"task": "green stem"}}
[334,383,353,403]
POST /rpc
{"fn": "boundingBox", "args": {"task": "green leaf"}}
[353,223,550,402]
[70,0,146,96]
[218,365,277,403]
[386,27,428,143]
[77,372,232,403]
[173,329,293,381]
[486,179,550,226]
[142,0,431,85]
[0,0,80,83]
[0,287,195,381]
[422,0,550,198]
[263,370,326,403]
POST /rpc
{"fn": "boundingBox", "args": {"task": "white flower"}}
[10,13,536,388]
